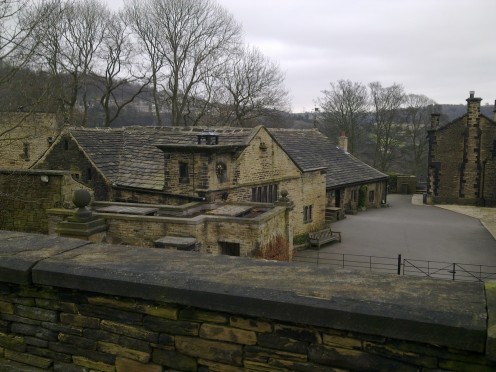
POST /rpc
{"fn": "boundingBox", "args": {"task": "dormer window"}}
[197,131,219,145]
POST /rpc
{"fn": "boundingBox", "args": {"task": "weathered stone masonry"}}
[427,92,496,206]
[1,231,496,371]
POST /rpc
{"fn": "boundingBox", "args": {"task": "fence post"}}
[452,263,456,280]
[397,254,402,275]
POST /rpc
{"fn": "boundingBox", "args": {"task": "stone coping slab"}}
[26,236,488,353]
[0,231,90,284]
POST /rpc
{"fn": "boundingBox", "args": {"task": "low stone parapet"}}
[0,230,495,371]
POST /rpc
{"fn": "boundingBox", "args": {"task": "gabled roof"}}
[61,125,385,192]
[69,126,257,191]
[268,128,387,188]
[428,113,496,133]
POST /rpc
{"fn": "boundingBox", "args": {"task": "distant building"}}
[35,125,387,237]
[427,91,496,206]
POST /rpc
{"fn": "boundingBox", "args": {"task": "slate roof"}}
[68,126,386,192]
[70,126,255,191]
[268,128,387,188]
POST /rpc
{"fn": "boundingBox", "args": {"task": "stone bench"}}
[309,228,341,249]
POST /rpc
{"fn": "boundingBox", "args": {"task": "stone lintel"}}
[23,235,488,353]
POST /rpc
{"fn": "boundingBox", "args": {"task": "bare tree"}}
[0,0,60,148]
[402,94,438,177]
[0,0,44,84]
[318,79,368,153]
[27,0,108,125]
[95,12,150,127]
[149,0,242,126]
[123,0,166,125]
[219,46,288,127]
[369,81,405,172]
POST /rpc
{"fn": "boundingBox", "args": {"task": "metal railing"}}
[293,251,401,275]
[402,259,496,282]
[292,251,496,282]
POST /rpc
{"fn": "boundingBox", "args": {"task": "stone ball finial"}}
[281,190,288,198]
[73,189,91,208]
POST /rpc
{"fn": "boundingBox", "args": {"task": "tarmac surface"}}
[296,194,496,266]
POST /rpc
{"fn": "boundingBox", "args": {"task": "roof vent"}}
[197,131,219,145]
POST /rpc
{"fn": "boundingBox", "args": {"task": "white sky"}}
[107,0,496,112]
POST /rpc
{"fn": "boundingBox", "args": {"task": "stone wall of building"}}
[0,170,91,234]
[428,93,496,206]
[47,204,290,258]
[0,232,495,371]
[35,134,112,201]
[327,181,387,214]
[0,112,62,169]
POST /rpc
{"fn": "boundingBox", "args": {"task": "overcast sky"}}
[108,0,496,112]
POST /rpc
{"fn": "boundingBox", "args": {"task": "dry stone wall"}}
[0,232,495,371]
[0,170,91,234]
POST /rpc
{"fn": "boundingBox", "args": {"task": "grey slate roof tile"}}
[69,126,386,192]
[268,128,387,188]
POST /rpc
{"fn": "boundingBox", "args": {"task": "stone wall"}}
[35,134,112,201]
[0,112,61,169]
[327,180,387,213]
[427,94,496,206]
[47,204,290,258]
[0,231,495,371]
[0,170,91,234]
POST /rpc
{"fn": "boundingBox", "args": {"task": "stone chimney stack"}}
[466,90,482,128]
[338,132,348,153]
[430,113,440,129]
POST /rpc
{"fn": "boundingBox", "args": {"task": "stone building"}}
[35,125,387,237]
[427,92,496,206]
[0,112,61,169]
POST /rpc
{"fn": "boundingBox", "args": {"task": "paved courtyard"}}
[296,194,496,267]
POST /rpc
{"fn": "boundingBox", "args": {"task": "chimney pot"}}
[470,90,475,99]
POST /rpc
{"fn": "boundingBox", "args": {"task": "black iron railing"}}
[292,251,496,282]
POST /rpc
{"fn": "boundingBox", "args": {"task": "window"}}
[64,139,69,150]
[22,142,30,161]
[87,167,92,181]
[303,205,313,224]
[351,189,358,202]
[220,242,240,256]
[251,184,279,203]
[179,162,189,183]
[369,190,375,203]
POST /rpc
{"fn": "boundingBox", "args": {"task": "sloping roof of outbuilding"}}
[268,128,387,188]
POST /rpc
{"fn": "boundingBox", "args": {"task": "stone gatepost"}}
[56,189,107,242]
[275,190,295,259]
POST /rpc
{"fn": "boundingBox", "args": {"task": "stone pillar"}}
[56,189,107,242]
[275,190,294,259]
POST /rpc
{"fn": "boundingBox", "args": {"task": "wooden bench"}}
[308,228,341,249]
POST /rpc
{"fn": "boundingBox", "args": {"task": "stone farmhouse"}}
[34,125,387,239]
[427,91,496,206]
